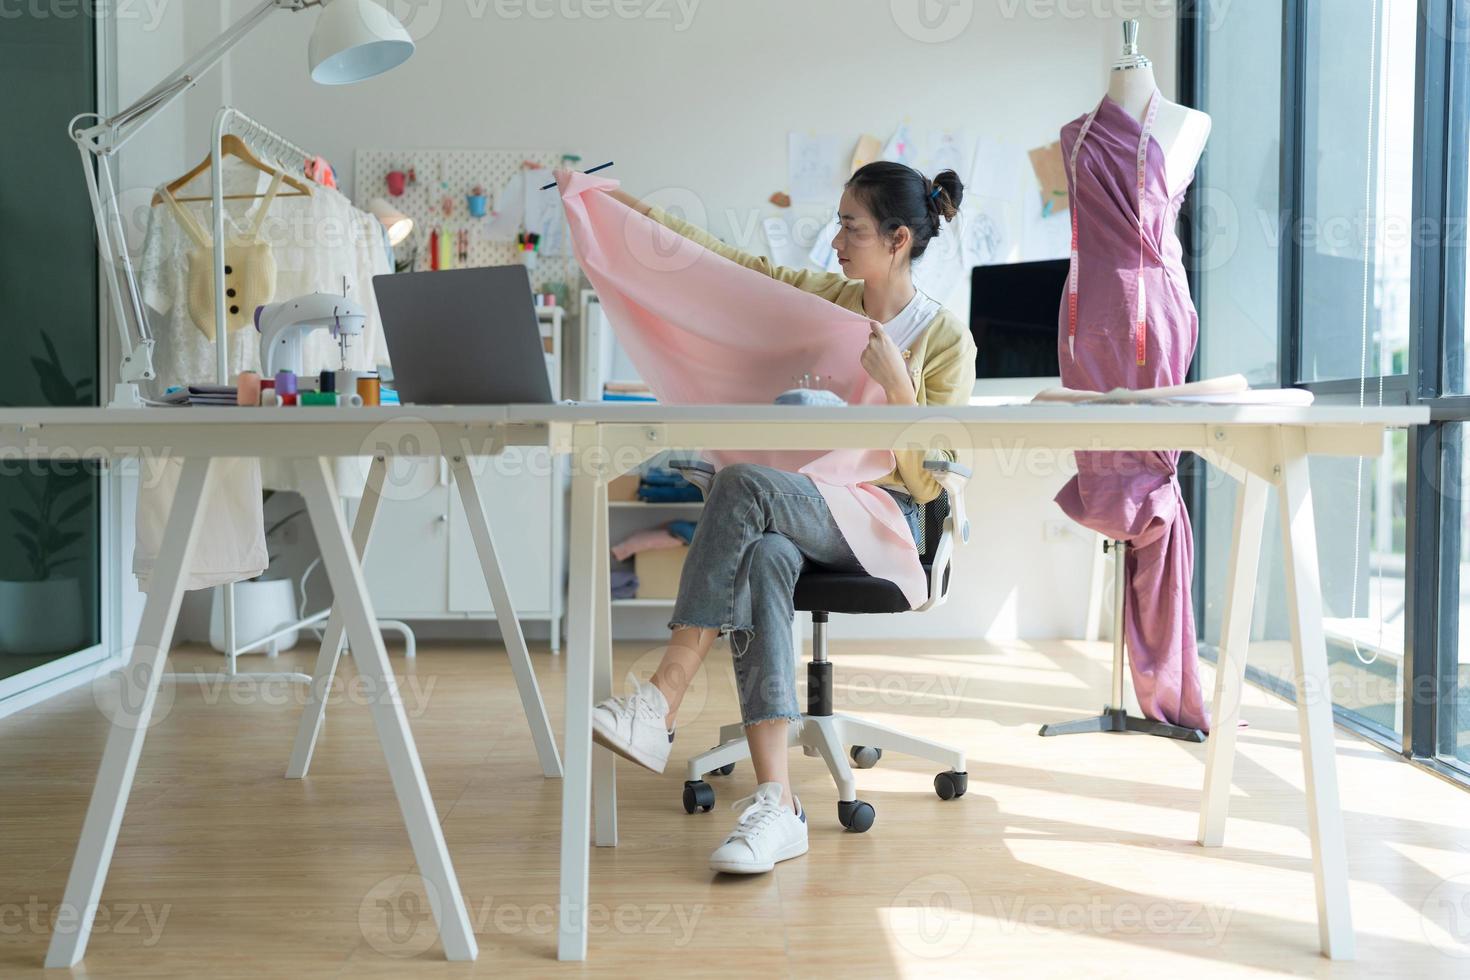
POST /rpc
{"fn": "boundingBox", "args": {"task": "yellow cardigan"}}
[646,205,978,505]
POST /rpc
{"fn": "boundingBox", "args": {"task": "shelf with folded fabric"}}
[608,500,704,509]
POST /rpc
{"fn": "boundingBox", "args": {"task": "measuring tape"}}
[1067,90,1160,368]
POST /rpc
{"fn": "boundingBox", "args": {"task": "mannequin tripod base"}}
[1038,706,1205,742]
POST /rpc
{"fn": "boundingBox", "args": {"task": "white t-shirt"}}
[877,287,941,353]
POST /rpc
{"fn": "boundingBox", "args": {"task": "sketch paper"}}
[788,132,847,204]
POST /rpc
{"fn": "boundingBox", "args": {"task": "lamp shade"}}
[309,0,414,85]
[369,198,414,246]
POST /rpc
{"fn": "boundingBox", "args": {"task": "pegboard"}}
[353,147,585,297]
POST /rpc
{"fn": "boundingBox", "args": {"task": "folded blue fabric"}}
[637,484,704,503]
[667,520,697,544]
[610,569,639,600]
[774,388,847,406]
[640,466,693,487]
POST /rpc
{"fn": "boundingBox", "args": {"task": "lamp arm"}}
[76,1,313,155]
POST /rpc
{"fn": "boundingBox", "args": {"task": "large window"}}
[1297,0,1418,384]
[0,14,102,691]
[1189,0,1468,772]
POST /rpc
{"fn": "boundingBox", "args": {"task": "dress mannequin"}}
[1048,19,1214,735]
[1105,20,1211,192]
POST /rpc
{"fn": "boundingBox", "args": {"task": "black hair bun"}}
[931,170,964,222]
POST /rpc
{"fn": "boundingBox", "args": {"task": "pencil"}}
[541,161,613,190]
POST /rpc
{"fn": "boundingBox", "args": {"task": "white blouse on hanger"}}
[137,160,391,393]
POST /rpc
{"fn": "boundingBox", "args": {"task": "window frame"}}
[1184,0,1470,784]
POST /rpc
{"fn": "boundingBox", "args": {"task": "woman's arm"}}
[555,169,848,300]
[646,205,848,300]
[606,187,653,217]
[890,324,977,504]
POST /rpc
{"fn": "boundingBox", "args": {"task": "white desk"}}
[510,401,1428,963]
[5,402,1428,965]
[0,406,565,967]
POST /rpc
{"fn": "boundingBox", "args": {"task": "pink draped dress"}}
[1054,92,1210,732]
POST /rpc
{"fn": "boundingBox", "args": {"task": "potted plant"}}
[466,183,488,217]
[0,336,94,655]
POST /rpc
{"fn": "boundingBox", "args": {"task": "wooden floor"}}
[2,635,1469,978]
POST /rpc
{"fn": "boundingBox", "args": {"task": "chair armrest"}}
[921,459,970,546]
[923,459,973,480]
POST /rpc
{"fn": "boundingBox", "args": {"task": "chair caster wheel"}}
[837,799,875,833]
[682,780,715,813]
[849,745,882,769]
[934,770,968,800]
[711,763,735,777]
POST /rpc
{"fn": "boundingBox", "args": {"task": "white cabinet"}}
[360,457,450,617]
[356,450,566,650]
[448,448,558,616]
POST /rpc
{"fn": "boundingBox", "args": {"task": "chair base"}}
[1038,705,1205,742]
[685,713,967,805]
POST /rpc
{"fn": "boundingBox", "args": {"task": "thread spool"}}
[357,375,381,406]
[236,371,261,406]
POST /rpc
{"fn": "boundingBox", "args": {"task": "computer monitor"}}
[969,259,1069,379]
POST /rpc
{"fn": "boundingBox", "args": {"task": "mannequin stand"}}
[1039,539,1205,742]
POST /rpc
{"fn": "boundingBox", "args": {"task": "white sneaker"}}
[709,782,808,875]
[591,672,674,774]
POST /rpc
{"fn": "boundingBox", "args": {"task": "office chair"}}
[670,459,972,833]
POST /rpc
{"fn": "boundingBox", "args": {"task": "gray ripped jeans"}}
[669,462,922,727]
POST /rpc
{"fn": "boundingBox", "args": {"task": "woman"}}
[585,161,977,874]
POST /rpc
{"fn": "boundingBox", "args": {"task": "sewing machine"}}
[255,289,367,377]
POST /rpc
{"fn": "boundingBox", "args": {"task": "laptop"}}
[372,265,555,404]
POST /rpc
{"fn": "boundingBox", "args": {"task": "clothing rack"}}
[153,106,317,690]
[205,106,313,386]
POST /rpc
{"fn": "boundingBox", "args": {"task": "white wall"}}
[224,0,1176,263]
[113,0,1176,641]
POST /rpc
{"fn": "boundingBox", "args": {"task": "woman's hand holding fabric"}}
[860,321,916,405]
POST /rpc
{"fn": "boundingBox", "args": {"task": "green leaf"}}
[39,332,62,369]
[34,361,77,407]
[12,530,40,564]
[47,530,83,552]
[55,495,94,524]
[9,509,41,535]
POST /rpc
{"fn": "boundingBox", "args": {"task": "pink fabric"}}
[559,173,927,607]
[1054,94,1209,733]
[611,527,684,562]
